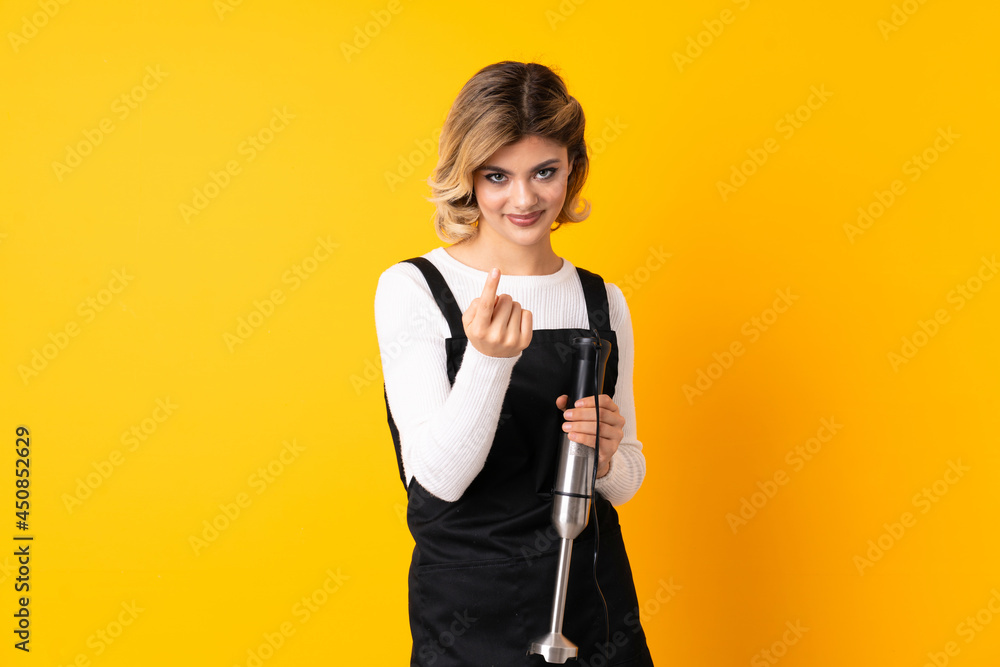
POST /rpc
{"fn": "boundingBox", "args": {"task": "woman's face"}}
[472,134,573,252]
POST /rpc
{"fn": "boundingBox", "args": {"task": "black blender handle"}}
[567,336,612,404]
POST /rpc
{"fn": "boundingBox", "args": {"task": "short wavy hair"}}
[426,61,591,243]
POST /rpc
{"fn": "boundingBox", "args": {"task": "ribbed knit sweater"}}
[375,246,646,505]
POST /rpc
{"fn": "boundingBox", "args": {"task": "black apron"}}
[383,256,654,666]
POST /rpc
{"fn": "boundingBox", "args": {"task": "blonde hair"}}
[426,61,591,243]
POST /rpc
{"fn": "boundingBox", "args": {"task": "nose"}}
[510,177,539,211]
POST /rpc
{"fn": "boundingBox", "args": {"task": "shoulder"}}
[373,255,445,328]
[375,253,436,301]
[574,264,631,332]
[603,281,631,333]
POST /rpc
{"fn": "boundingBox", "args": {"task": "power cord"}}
[588,328,610,661]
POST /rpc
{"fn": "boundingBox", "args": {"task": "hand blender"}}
[528,335,612,663]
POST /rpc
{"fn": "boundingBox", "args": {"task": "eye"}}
[485,173,507,184]
[537,168,557,179]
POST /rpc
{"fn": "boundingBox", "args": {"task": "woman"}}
[375,61,653,666]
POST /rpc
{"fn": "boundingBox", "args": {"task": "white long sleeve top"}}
[374,246,646,505]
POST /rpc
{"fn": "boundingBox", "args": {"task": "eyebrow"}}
[477,158,561,176]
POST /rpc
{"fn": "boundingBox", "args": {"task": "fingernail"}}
[490,267,499,278]
[575,399,583,407]
[564,410,572,418]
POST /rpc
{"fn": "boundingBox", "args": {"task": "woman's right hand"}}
[462,267,532,358]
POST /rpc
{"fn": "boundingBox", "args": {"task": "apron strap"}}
[383,384,406,488]
[575,266,611,331]
[400,257,465,338]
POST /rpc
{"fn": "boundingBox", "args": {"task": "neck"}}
[448,228,562,276]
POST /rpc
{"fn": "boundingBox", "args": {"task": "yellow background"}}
[2,0,998,665]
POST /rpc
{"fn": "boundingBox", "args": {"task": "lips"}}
[507,211,542,226]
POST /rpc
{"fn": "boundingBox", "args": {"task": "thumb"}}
[463,297,479,324]
[555,394,568,410]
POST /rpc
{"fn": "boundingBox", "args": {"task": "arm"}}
[594,282,647,506]
[375,264,520,502]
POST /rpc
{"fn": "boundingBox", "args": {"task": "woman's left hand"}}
[555,393,625,479]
